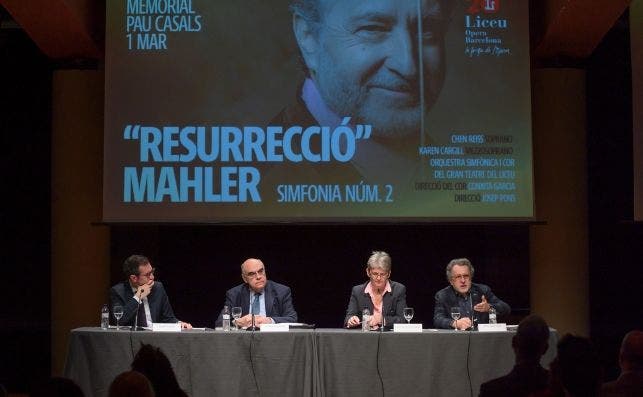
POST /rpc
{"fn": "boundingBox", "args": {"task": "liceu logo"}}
[466,0,500,15]
[465,0,507,29]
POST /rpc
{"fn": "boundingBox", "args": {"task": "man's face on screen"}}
[310,0,447,138]
[449,264,472,295]
[241,259,267,293]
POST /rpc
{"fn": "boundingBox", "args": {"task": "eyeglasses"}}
[369,271,389,279]
[244,267,265,279]
[139,268,155,278]
[451,274,471,281]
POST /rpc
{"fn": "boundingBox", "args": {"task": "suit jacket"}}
[344,280,407,326]
[433,282,510,329]
[265,96,364,187]
[109,281,178,326]
[269,89,316,127]
[479,363,549,397]
[268,88,425,215]
[215,280,297,326]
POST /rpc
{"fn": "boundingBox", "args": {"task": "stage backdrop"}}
[104,0,533,222]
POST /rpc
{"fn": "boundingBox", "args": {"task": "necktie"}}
[137,299,148,327]
[252,293,261,315]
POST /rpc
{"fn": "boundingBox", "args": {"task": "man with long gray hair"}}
[433,257,510,329]
[270,0,455,185]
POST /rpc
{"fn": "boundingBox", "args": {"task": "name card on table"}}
[260,323,289,332]
[478,323,507,332]
[393,323,423,333]
[152,323,181,332]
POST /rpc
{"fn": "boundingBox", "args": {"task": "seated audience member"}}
[110,254,192,329]
[344,251,407,329]
[433,258,511,330]
[131,343,188,397]
[479,314,551,397]
[109,371,155,397]
[30,377,84,397]
[601,330,643,397]
[216,258,298,327]
[548,334,602,397]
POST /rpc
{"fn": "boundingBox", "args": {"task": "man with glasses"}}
[344,251,407,329]
[110,254,192,328]
[216,258,298,328]
[433,257,510,330]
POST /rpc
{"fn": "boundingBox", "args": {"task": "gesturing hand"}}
[473,295,490,312]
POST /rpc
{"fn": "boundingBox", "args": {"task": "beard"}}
[315,63,441,140]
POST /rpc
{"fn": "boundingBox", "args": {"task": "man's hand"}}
[180,321,192,329]
[473,295,490,313]
[234,314,273,328]
[454,317,473,330]
[346,315,360,328]
[234,314,252,328]
[253,316,273,325]
[136,280,154,300]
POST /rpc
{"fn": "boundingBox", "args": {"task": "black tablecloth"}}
[64,327,557,397]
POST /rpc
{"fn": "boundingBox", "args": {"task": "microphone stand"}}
[246,313,260,331]
[377,289,385,332]
[469,289,477,331]
[131,290,145,331]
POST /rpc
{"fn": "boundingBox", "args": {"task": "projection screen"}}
[104,0,533,222]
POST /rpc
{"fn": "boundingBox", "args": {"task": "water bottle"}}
[361,308,370,332]
[222,305,231,331]
[488,306,497,324]
[101,304,109,329]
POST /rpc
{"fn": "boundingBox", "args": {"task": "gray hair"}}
[445,258,474,281]
[289,0,455,78]
[289,0,456,23]
[289,0,321,23]
[289,0,322,77]
[367,251,392,272]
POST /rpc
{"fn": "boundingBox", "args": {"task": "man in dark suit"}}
[110,254,192,329]
[433,258,510,330]
[479,314,551,397]
[344,251,407,328]
[215,258,297,327]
